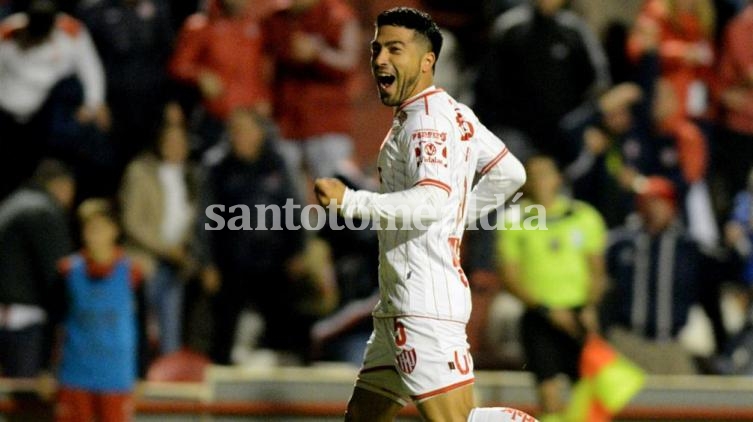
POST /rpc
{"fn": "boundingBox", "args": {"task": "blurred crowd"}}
[1,0,753,415]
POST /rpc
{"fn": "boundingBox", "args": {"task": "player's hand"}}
[314,178,346,208]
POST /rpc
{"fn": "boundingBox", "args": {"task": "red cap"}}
[636,176,677,209]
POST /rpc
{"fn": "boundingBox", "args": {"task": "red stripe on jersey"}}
[415,178,451,194]
[480,148,509,175]
[397,89,444,112]
[411,378,475,401]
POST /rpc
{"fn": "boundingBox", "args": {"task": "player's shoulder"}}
[399,89,455,131]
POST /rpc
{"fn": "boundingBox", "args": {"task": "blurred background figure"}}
[195,108,308,364]
[119,103,199,357]
[715,167,753,375]
[0,0,107,199]
[264,0,363,199]
[715,0,753,217]
[497,156,607,420]
[474,0,611,165]
[725,168,753,301]
[51,199,144,422]
[561,82,644,228]
[77,0,175,179]
[603,176,701,374]
[0,159,75,379]
[309,221,379,366]
[628,0,716,124]
[168,0,286,155]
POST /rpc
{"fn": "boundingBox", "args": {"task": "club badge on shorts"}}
[396,348,417,374]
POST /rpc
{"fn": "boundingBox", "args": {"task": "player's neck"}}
[399,81,436,108]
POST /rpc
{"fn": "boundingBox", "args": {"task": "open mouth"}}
[376,74,396,90]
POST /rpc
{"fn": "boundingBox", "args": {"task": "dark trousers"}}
[209,269,312,364]
[0,324,45,377]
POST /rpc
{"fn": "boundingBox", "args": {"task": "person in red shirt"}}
[716,1,753,211]
[264,0,363,198]
[628,0,717,122]
[169,0,287,153]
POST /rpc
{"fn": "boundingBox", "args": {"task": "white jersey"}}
[342,86,525,323]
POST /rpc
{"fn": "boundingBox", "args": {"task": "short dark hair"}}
[376,7,443,60]
[31,158,73,187]
[77,198,117,226]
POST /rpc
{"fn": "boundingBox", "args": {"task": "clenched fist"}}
[314,178,346,208]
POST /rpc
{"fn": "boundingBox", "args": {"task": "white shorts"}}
[355,316,474,405]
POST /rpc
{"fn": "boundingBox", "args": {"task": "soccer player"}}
[314,7,526,421]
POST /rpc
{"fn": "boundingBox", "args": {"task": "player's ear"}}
[421,51,436,74]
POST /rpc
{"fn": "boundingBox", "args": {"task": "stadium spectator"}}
[0,0,107,199]
[77,0,176,170]
[497,155,607,419]
[311,220,379,365]
[50,199,144,422]
[195,108,307,364]
[475,0,611,164]
[0,159,74,378]
[264,0,363,199]
[603,176,700,374]
[561,82,644,227]
[0,159,72,415]
[715,0,753,215]
[725,167,753,296]
[119,105,199,356]
[628,0,717,122]
[168,0,287,154]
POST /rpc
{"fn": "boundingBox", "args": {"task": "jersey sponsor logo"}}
[415,141,448,168]
[397,348,417,374]
[411,129,447,142]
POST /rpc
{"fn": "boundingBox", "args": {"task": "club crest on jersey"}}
[396,348,417,374]
[415,141,448,168]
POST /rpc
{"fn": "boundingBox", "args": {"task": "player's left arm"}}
[464,110,526,226]
[316,116,453,226]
